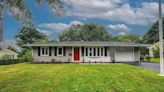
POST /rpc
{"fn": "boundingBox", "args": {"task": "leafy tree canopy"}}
[58,23,111,41]
[143,18,164,43]
[112,34,142,43]
[7,46,19,53]
[0,0,64,23]
[15,26,48,53]
[0,0,64,49]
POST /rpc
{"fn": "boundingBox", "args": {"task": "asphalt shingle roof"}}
[26,41,150,47]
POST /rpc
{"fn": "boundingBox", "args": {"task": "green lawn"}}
[0,63,164,92]
[150,58,160,63]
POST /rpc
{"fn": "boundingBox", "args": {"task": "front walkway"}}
[138,62,160,71]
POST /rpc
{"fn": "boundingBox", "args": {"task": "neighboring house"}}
[27,41,149,63]
[0,48,18,59]
[148,41,164,57]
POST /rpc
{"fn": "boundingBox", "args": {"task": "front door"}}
[74,47,80,61]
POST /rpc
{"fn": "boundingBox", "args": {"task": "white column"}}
[92,47,94,56]
[95,47,97,56]
[72,47,74,62]
[158,0,164,76]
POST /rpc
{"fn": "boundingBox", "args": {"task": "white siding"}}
[33,47,72,62]
[0,49,18,59]
[81,57,111,62]
[32,46,139,63]
[80,47,111,62]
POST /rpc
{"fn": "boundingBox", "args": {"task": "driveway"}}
[137,62,160,71]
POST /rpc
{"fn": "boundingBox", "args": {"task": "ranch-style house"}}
[27,41,149,63]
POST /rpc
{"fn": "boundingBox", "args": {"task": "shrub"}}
[20,50,32,62]
[0,59,28,65]
[51,59,56,63]
[145,55,151,62]
[152,46,160,58]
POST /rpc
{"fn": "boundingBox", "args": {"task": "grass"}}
[0,63,164,92]
[150,58,160,63]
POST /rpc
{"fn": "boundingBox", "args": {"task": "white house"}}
[148,40,164,57]
[0,48,18,59]
[27,41,149,63]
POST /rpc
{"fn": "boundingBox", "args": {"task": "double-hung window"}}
[41,47,49,56]
[58,47,63,56]
[84,47,104,57]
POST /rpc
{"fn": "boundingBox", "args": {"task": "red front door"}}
[74,48,80,61]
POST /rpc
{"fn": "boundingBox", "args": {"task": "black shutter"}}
[82,47,84,56]
[49,47,51,56]
[38,47,40,56]
[105,47,107,56]
[97,48,99,56]
[94,48,96,56]
[86,48,88,56]
[63,47,66,56]
[54,47,57,56]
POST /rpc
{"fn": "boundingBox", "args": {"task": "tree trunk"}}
[0,0,3,50]
[0,12,3,50]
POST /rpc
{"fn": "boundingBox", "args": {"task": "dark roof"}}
[26,41,150,47]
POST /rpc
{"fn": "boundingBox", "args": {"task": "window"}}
[41,47,49,56]
[42,48,44,54]
[97,48,99,56]
[84,47,105,57]
[58,47,63,56]
[101,48,103,56]
[89,48,92,56]
[94,48,96,56]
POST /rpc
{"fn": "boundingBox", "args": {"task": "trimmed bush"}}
[0,59,28,65]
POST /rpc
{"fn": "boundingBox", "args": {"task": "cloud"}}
[61,0,164,25]
[37,29,54,36]
[37,20,83,37]
[38,20,83,32]
[108,24,131,32]
[70,20,83,25]
[38,23,69,32]
[63,0,122,18]
[118,32,127,35]
[107,2,164,25]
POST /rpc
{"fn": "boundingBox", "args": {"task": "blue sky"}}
[3,0,164,43]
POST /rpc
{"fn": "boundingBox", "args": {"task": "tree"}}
[112,34,142,43]
[0,0,63,49]
[58,23,110,41]
[143,18,164,43]
[152,45,160,58]
[7,46,18,53]
[15,26,48,54]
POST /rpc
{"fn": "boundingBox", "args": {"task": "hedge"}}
[0,59,28,65]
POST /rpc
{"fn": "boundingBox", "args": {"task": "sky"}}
[3,0,164,46]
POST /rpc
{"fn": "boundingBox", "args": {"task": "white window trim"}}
[84,47,105,57]
[41,47,49,56]
[57,47,63,56]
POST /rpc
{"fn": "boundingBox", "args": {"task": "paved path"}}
[137,62,160,71]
